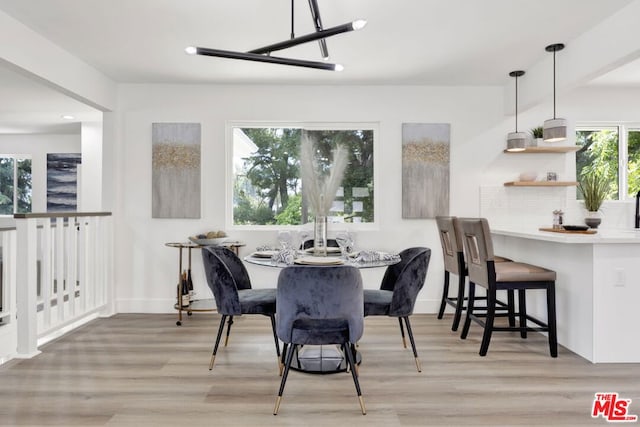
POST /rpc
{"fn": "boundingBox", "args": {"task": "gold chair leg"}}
[414,357,422,373]
[273,396,282,415]
[224,335,229,347]
[209,354,216,370]
[402,336,407,349]
[358,396,367,415]
[278,359,284,376]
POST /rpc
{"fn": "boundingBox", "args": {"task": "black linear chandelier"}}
[185,0,366,71]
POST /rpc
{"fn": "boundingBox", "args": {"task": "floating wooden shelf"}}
[503,146,580,154]
[504,181,578,187]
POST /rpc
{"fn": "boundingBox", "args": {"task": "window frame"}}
[0,153,32,217]
[575,122,640,202]
[225,121,380,231]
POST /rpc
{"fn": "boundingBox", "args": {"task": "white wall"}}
[112,83,640,315]
[79,121,103,211]
[113,84,507,313]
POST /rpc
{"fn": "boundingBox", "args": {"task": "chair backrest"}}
[276,265,363,344]
[201,246,242,315]
[380,247,431,317]
[459,218,495,289]
[208,246,252,290]
[435,216,465,275]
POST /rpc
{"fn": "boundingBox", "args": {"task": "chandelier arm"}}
[248,22,358,55]
[308,0,329,59]
[194,47,340,71]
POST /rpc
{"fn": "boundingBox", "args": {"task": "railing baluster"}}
[15,218,40,357]
[40,219,53,330]
[55,218,65,324]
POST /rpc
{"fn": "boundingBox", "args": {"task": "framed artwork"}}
[47,153,82,212]
[402,123,450,218]
[152,123,201,218]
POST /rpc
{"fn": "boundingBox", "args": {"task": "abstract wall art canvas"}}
[152,123,201,218]
[402,123,450,218]
[47,153,82,212]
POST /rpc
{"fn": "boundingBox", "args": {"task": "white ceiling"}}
[0,0,638,133]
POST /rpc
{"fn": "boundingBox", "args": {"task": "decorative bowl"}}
[188,236,229,246]
[519,172,538,182]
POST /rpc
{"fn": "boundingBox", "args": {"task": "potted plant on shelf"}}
[530,126,544,146]
[578,171,610,228]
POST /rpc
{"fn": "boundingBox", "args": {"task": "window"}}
[0,155,32,215]
[230,123,377,226]
[576,124,640,200]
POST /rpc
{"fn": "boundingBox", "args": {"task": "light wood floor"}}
[1,313,639,426]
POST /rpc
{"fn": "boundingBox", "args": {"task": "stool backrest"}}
[435,216,464,275]
[201,246,242,315]
[459,218,496,289]
[276,265,363,344]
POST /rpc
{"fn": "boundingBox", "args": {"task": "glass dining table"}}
[244,248,400,374]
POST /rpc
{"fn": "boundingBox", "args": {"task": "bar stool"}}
[458,218,558,357]
[435,216,514,331]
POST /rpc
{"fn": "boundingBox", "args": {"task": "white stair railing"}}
[1,212,113,360]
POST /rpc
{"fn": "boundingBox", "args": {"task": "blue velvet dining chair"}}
[201,246,280,371]
[363,247,431,372]
[274,265,366,415]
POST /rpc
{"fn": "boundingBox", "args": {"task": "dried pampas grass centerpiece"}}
[300,133,348,255]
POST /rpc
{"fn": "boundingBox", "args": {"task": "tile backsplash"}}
[479,186,636,230]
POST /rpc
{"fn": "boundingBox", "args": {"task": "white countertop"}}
[491,227,640,244]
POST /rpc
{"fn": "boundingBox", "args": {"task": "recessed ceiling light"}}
[61,115,75,120]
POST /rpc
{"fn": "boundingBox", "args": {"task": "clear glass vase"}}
[313,215,328,257]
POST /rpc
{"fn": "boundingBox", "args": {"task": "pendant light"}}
[543,43,567,142]
[506,70,526,152]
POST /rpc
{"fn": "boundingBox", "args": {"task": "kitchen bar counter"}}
[491,227,640,363]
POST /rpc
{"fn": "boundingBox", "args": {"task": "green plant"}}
[579,171,610,212]
[531,126,544,139]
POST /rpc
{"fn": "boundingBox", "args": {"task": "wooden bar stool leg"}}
[507,289,516,327]
[460,282,476,339]
[437,271,450,319]
[479,288,497,356]
[452,272,465,331]
[547,282,558,357]
[518,289,527,339]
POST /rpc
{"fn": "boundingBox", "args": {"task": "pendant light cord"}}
[515,74,519,132]
[553,49,557,119]
[291,0,295,39]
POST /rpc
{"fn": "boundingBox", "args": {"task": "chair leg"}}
[479,289,496,356]
[546,283,558,358]
[269,314,282,373]
[224,316,234,347]
[403,316,421,372]
[507,289,516,327]
[437,271,450,319]
[279,343,289,377]
[451,272,466,331]
[397,317,407,349]
[344,341,366,415]
[274,344,296,415]
[518,289,528,339]
[210,314,227,370]
[461,282,476,339]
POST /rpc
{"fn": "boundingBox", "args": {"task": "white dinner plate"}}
[294,256,344,266]
[250,250,279,258]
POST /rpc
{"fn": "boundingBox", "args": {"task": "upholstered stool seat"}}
[459,218,558,357]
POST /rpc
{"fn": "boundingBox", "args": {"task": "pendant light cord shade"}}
[543,43,567,142]
[506,70,526,152]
